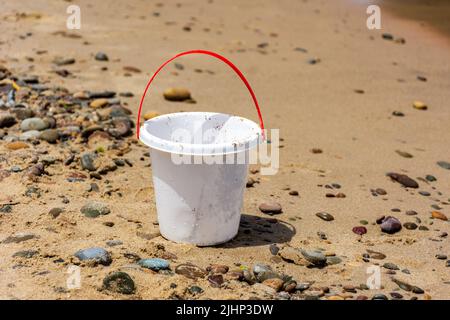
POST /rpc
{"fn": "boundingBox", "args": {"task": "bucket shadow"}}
[216,214,296,248]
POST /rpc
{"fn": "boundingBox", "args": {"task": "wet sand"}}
[0,0,449,300]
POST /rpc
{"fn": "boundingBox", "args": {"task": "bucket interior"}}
[140,112,261,155]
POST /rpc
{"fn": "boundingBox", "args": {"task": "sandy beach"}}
[0,0,449,300]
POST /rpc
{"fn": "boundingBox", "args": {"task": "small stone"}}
[382,33,394,40]
[315,212,334,221]
[372,294,388,300]
[138,258,169,271]
[446,260,450,267]
[383,262,399,270]
[403,222,417,230]
[419,191,430,196]
[163,88,191,102]
[188,285,204,295]
[90,98,109,109]
[6,141,29,150]
[74,247,112,265]
[366,249,386,260]
[175,263,206,279]
[20,117,48,131]
[431,211,448,221]
[380,216,402,234]
[405,210,418,216]
[425,175,436,182]
[106,240,123,247]
[301,249,327,266]
[288,190,299,196]
[49,207,64,219]
[262,278,284,292]
[0,113,17,128]
[95,52,109,61]
[206,264,229,274]
[437,161,450,170]
[80,152,98,171]
[208,274,224,287]
[246,177,256,188]
[326,256,342,265]
[39,129,59,143]
[392,111,404,117]
[81,201,110,218]
[375,188,387,195]
[259,202,282,215]
[390,292,403,299]
[396,150,413,158]
[412,287,424,294]
[387,172,419,188]
[311,148,323,154]
[418,226,429,231]
[20,130,41,141]
[2,232,36,244]
[143,111,161,121]
[352,226,367,235]
[392,278,413,291]
[12,250,39,258]
[278,246,307,266]
[435,254,447,260]
[413,101,427,110]
[102,272,135,294]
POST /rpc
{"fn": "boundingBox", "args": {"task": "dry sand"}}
[0,0,449,300]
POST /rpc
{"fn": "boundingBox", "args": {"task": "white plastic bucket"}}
[140,112,260,245]
[136,50,265,246]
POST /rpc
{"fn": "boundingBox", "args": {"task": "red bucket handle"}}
[136,50,264,139]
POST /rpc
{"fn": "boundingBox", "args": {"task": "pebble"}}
[80,152,98,171]
[413,101,427,110]
[392,111,404,117]
[380,216,402,234]
[0,113,17,128]
[6,141,29,150]
[39,129,59,143]
[382,33,394,40]
[437,161,450,170]
[90,98,109,109]
[208,274,224,287]
[106,240,123,247]
[95,52,109,61]
[315,212,334,221]
[138,258,169,271]
[102,272,135,294]
[206,264,229,274]
[12,250,39,258]
[262,278,284,291]
[326,256,342,265]
[405,210,418,216]
[278,246,306,265]
[366,249,386,260]
[143,111,161,121]
[163,88,191,102]
[386,172,419,188]
[2,232,37,244]
[435,254,447,260]
[425,175,437,182]
[301,249,327,266]
[20,117,48,131]
[383,262,399,270]
[289,190,299,196]
[259,202,282,215]
[418,191,430,196]
[80,201,110,218]
[74,247,112,265]
[390,292,403,299]
[372,294,388,300]
[352,226,367,235]
[446,260,450,267]
[403,222,417,230]
[431,211,448,221]
[375,188,387,195]
[175,263,206,279]
[396,150,413,158]
[20,130,41,141]
[246,177,256,188]
[253,263,272,275]
[49,207,64,219]
[188,285,204,294]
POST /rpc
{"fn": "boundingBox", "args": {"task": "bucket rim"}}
[139,111,261,156]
